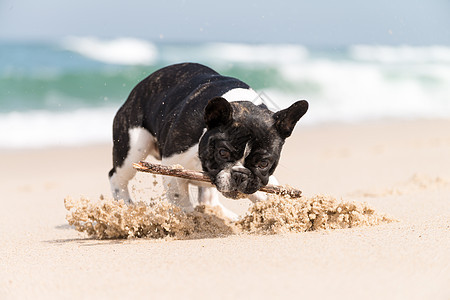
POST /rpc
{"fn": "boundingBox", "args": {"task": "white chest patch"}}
[162,143,202,171]
[162,130,206,172]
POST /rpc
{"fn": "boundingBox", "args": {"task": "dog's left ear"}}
[204,97,233,129]
[273,100,308,138]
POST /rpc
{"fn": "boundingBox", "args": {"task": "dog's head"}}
[198,97,308,198]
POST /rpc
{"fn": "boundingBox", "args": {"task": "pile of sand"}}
[237,194,394,234]
[65,194,395,239]
[64,197,235,239]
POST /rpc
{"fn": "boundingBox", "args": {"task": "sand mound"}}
[64,194,395,239]
[237,195,394,234]
[64,197,235,239]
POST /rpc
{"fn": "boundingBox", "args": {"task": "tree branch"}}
[133,161,302,198]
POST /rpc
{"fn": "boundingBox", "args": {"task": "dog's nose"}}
[232,172,248,186]
[232,169,249,187]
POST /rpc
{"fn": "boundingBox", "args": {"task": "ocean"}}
[1,36,450,149]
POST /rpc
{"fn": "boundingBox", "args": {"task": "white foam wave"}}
[4,43,450,149]
[277,59,450,123]
[62,37,158,65]
[350,45,450,63]
[0,107,116,149]
[204,43,309,64]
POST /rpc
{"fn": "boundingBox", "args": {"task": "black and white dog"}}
[109,63,308,219]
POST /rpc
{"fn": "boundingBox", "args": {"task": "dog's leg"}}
[162,177,193,211]
[161,144,202,212]
[109,127,158,203]
[247,175,279,203]
[198,186,238,221]
[247,191,267,203]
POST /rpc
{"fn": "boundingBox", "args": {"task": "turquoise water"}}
[1,37,450,148]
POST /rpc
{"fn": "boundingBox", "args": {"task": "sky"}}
[1,0,450,46]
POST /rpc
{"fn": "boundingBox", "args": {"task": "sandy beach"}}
[1,119,449,299]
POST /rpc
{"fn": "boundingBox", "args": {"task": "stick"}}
[133,161,302,198]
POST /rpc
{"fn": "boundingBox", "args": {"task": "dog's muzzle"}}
[231,167,253,191]
[215,166,261,198]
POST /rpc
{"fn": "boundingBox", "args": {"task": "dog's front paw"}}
[247,191,268,203]
[217,204,239,221]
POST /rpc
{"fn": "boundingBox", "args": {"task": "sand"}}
[64,194,394,239]
[1,119,450,299]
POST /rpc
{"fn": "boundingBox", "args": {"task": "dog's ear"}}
[273,100,308,138]
[204,97,233,128]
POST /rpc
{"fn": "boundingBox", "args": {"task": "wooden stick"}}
[133,161,302,198]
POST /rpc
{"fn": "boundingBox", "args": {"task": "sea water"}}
[1,37,449,148]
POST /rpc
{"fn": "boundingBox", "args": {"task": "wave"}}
[2,71,450,149]
[0,107,116,149]
[59,38,450,66]
[60,39,309,66]
[0,67,143,113]
[350,45,450,63]
[2,41,450,148]
[61,37,158,65]
[203,43,309,65]
[277,58,450,122]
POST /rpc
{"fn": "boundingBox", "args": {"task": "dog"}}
[109,63,308,219]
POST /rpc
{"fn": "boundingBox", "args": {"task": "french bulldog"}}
[109,63,308,219]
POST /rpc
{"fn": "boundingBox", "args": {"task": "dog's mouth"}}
[208,167,263,199]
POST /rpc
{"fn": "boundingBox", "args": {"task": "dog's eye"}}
[257,160,270,169]
[218,148,231,160]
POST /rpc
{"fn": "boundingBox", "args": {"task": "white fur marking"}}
[221,88,263,105]
[162,130,206,172]
[162,143,202,172]
[161,141,203,210]
[237,142,251,165]
[268,175,279,185]
[110,127,156,202]
[215,168,233,192]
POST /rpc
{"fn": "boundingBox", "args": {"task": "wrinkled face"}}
[198,98,308,199]
[199,119,283,198]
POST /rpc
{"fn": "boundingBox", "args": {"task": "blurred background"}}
[1,0,450,148]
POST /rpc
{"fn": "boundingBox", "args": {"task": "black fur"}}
[111,63,249,171]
